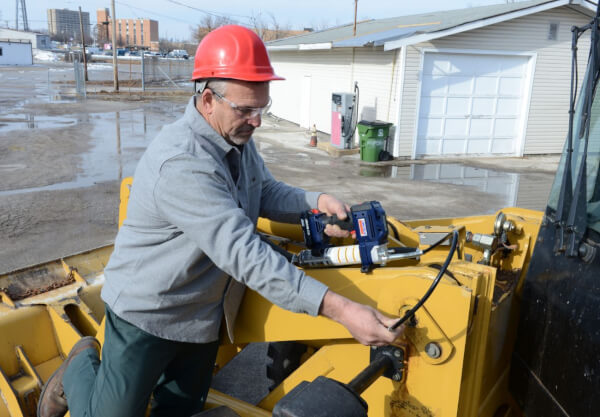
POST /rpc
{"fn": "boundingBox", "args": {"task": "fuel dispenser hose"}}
[388,230,459,332]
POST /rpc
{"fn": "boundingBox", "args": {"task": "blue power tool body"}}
[300,201,388,272]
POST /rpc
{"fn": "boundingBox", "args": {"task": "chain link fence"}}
[42,53,194,98]
[140,55,195,89]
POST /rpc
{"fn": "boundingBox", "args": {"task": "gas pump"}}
[331,82,359,149]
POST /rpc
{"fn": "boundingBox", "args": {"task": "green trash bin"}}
[357,120,392,162]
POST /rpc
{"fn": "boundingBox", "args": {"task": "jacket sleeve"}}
[153,154,328,316]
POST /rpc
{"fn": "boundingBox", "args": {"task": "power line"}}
[161,0,253,22]
[114,1,197,25]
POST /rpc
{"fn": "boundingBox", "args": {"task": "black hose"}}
[427,263,462,286]
[421,231,454,254]
[259,234,295,262]
[386,220,400,240]
[389,246,418,254]
[388,230,459,331]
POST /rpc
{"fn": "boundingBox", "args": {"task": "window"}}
[0,47,3,56]
[548,54,600,235]
[548,22,559,40]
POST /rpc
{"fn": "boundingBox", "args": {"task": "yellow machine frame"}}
[0,177,542,417]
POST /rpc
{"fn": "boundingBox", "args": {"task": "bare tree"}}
[248,11,295,41]
[192,15,236,44]
[190,12,298,44]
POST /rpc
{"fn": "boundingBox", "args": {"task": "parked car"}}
[168,49,189,59]
[86,47,102,55]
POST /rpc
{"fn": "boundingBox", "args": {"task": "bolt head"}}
[425,342,442,359]
[392,372,402,381]
[393,349,402,358]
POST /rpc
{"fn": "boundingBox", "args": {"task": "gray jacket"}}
[102,97,329,343]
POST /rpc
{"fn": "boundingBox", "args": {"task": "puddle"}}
[359,163,555,211]
[0,113,78,132]
[0,103,184,196]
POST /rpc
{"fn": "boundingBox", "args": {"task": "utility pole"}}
[353,0,358,36]
[78,6,88,81]
[15,0,29,31]
[110,0,119,91]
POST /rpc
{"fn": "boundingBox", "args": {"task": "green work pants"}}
[62,305,219,417]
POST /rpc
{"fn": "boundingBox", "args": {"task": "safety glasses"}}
[210,89,272,119]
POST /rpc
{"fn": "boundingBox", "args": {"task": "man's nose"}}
[247,113,261,128]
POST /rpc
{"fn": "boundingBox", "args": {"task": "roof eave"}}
[570,0,597,12]
[267,45,299,51]
[268,42,333,51]
[298,42,333,50]
[383,0,570,51]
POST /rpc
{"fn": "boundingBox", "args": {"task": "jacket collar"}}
[183,96,242,157]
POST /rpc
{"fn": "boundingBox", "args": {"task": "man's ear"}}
[198,89,215,115]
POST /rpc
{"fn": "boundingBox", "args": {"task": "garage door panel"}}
[494,119,516,136]
[472,56,500,75]
[500,59,526,75]
[420,97,445,116]
[499,77,523,95]
[442,139,466,154]
[472,98,495,115]
[474,77,497,95]
[496,98,520,115]
[448,77,473,94]
[424,58,450,75]
[420,118,443,136]
[467,139,489,154]
[449,54,485,73]
[417,52,529,157]
[418,139,441,155]
[491,138,514,153]
[446,97,470,115]
[445,118,468,135]
[422,75,448,95]
[470,119,492,136]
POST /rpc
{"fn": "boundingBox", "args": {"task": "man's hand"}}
[317,194,351,238]
[319,290,405,346]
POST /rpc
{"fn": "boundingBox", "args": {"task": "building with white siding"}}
[0,29,51,50]
[266,0,595,159]
[0,40,33,65]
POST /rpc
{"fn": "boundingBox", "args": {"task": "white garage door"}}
[416,52,531,157]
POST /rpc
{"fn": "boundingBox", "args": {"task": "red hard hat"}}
[191,25,284,82]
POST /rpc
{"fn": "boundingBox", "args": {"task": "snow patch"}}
[33,50,60,62]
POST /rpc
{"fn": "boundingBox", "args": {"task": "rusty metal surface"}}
[0,263,75,301]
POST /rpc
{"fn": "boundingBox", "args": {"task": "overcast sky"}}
[3,0,525,41]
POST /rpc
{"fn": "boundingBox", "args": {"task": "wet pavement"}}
[0,105,183,196]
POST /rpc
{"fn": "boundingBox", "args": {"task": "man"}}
[38,25,404,417]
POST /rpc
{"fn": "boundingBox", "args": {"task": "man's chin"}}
[229,132,253,145]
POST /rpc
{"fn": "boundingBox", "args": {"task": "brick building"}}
[96,9,159,50]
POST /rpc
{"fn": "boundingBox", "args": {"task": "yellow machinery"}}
[3,5,600,417]
[0,174,544,416]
